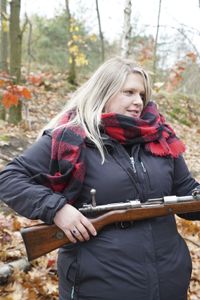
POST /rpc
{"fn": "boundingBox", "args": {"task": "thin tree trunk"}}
[24,13,33,75]
[95,0,104,62]
[121,0,132,58]
[0,0,8,120]
[0,0,9,72]
[65,0,76,85]
[65,0,71,57]
[8,0,22,124]
[153,0,162,82]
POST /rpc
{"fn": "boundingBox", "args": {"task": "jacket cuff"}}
[37,193,68,224]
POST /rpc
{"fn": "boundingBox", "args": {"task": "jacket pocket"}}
[57,246,80,300]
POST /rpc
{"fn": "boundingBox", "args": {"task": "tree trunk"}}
[8,0,22,124]
[95,0,104,62]
[0,0,8,120]
[9,0,21,82]
[0,258,30,284]
[152,0,162,83]
[0,104,6,120]
[0,0,9,72]
[121,0,132,58]
[65,0,76,85]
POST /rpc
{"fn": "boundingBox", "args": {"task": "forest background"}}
[0,0,200,299]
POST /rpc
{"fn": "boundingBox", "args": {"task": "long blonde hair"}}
[45,57,152,161]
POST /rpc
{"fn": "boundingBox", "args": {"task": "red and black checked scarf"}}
[39,101,185,204]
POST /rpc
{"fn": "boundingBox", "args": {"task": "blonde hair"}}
[45,57,152,162]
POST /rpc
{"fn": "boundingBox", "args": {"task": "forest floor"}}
[0,74,200,299]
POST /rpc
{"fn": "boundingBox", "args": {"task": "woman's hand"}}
[53,204,97,243]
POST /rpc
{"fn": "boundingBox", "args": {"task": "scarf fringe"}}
[147,139,186,158]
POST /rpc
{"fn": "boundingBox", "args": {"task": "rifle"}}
[21,190,200,261]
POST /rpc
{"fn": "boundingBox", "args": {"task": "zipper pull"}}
[71,286,75,299]
[130,156,137,173]
[140,161,146,173]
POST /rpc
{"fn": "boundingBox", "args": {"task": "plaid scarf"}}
[101,101,185,156]
[38,101,185,204]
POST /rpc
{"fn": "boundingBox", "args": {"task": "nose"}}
[132,93,143,105]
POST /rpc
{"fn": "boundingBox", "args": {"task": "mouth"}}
[127,110,141,118]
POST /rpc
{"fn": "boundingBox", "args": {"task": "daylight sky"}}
[21,0,200,48]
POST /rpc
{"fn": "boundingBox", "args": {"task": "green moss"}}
[0,135,10,142]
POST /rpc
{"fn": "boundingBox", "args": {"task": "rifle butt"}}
[21,224,69,261]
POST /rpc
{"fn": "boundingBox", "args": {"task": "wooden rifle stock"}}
[21,197,200,261]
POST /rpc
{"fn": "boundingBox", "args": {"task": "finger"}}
[76,223,90,241]
[71,227,85,242]
[81,216,97,236]
[64,229,77,244]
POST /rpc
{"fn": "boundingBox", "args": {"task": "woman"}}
[0,57,199,300]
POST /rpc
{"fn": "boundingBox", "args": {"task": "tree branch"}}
[153,0,162,82]
[184,237,200,248]
[95,0,104,62]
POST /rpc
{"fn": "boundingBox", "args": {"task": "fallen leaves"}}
[0,214,58,299]
[176,218,200,300]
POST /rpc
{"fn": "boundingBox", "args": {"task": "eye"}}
[121,90,134,96]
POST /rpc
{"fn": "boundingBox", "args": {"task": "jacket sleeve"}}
[172,155,200,220]
[0,131,67,224]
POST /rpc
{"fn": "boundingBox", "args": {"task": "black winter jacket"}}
[0,131,199,300]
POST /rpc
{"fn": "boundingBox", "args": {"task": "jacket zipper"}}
[140,161,146,173]
[130,156,137,173]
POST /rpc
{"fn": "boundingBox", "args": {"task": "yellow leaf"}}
[72,35,81,41]
[69,45,79,55]
[2,19,9,32]
[0,79,5,87]
[89,34,97,42]
[75,53,88,67]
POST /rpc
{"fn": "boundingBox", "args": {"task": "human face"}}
[104,73,145,118]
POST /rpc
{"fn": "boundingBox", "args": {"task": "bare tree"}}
[153,0,162,82]
[176,27,200,60]
[0,0,8,120]
[65,0,76,85]
[0,0,8,72]
[8,0,22,123]
[95,0,104,62]
[121,0,132,58]
[24,13,34,75]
